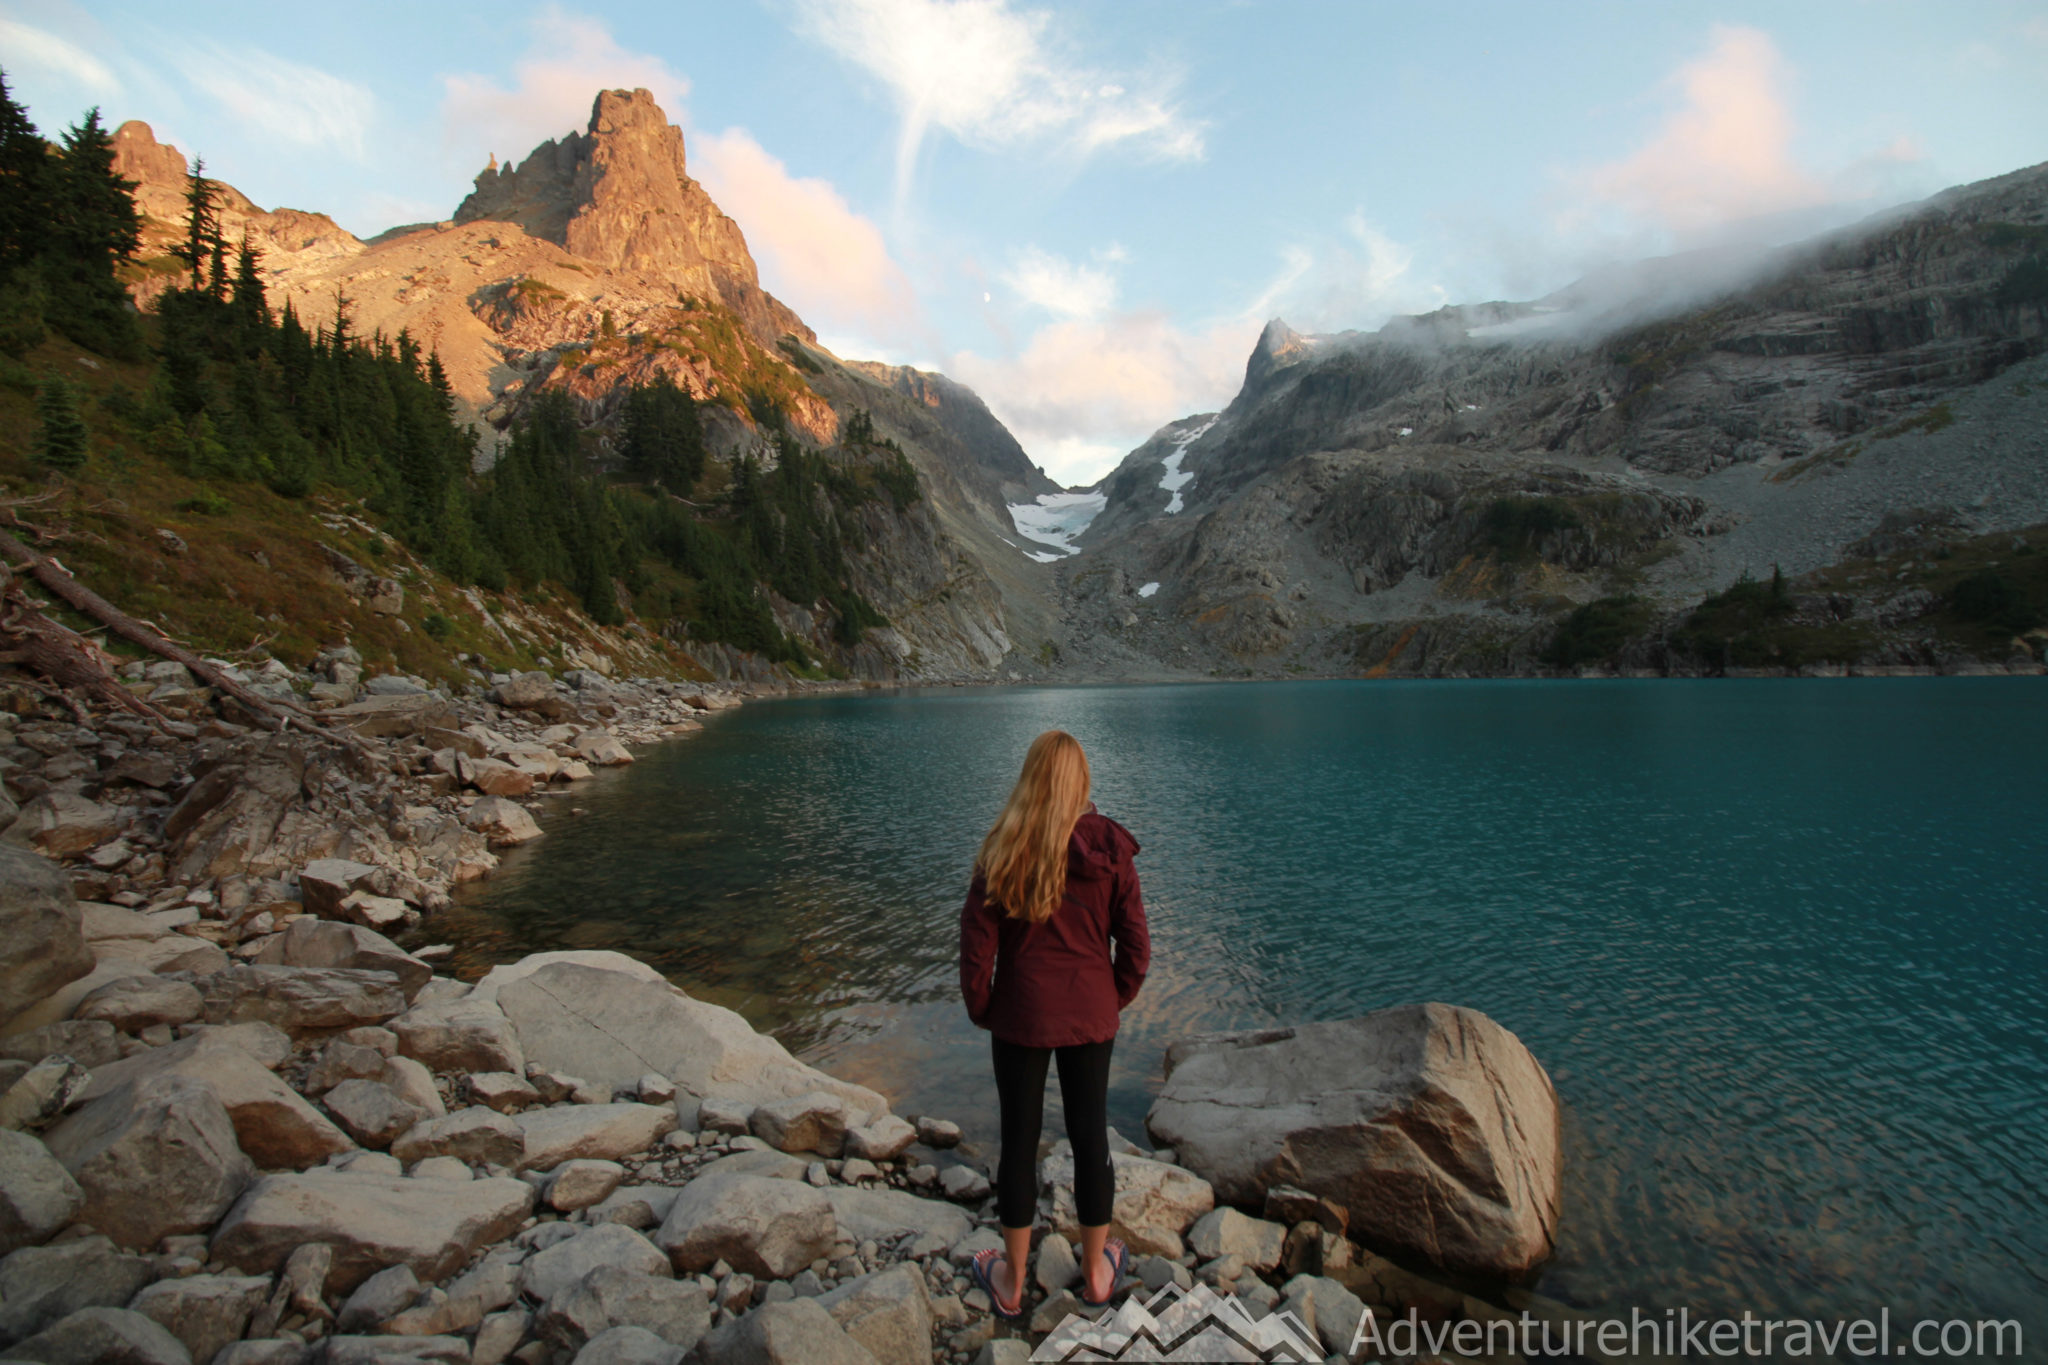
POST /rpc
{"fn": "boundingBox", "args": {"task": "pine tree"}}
[0,68,48,273]
[33,375,88,471]
[45,108,141,357]
[180,158,222,293]
[229,234,268,331]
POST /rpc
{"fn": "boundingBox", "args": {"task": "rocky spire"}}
[455,88,809,345]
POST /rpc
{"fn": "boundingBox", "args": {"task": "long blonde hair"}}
[976,730,1092,924]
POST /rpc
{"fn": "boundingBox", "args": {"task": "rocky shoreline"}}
[0,661,1577,1365]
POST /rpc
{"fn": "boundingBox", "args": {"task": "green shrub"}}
[1950,569,2040,634]
[1544,595,1652,668]
[1482,496,1581,561]
[421,613,453,640]
[174,487,233,515]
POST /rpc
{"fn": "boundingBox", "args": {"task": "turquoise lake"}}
[444,679,2048,1342]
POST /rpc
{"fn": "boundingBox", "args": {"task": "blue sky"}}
[4,1,2045,484]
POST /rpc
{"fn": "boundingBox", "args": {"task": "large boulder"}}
[463,798,542,847]
[73,976,203,1032]
[750,1091,854,1157]
[537,1264,709,1356]
[389,1107,525,1168]
[815,1265,931,1364]
[75,1032,353,1170]
[209,1170,535,1293]
[5,793,121,859]
[1144,1003,1562,1278]
[820,1187,971,1253]
[40,1075,253,1250]
[518,1103,676,1171]
[128,1274,271,1365]
[0,1129,82,1255]
[0,1305,192,1363]
[159,735,311,883]
[477,954,885,1117]
[389,995,524,1075]
[1187,1207,1288,1272]
[0,845,94,1029]
[252,919,431,1000]
[1040,1148,1214,1259]
[492,672,556,709]
[0,1235,155,1343]
[198,966,405,1034]
[517,1225,669,1304]
[686,1298,878,1365]
[294,861,383,919]
[654,1173,836,1279]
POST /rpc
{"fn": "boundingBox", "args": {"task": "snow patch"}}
[1138,582,1160,598]
[1398,427,1413,437]
[1008,490,1107,557]
[1158,416,1219,515]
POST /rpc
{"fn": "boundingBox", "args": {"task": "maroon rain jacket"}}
[958,809,1149,1048]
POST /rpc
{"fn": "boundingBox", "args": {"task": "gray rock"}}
[209,1169,534,1294]
[750,1091,854,1158]
[390,996,523,1075]
[0,1234,155,1343]
[6,793,121,859]
[821,1186,972,1252]
[519,1103,676,1171]
[815,1264,931,1365]
[380,1056,444,1118]
[492,672,556,709]
[1039,1148,1212,1259]
[321,1079,425,1149]
[1035,1233,1077,1294]
[937,1165,989,1202]
[463,797,541,847]
[973,1342,1032,1365]
[0,1057,88,1133]
[41,1075,252,1250]
[127,1274,269,1365]
[76,1032,353,1170]
[572,1324,680,1365]
[408,1155,472,1182]
[654,1172,836,1279]
[302,1042,387,1096]
[197,966,405,1034]
[315,1337,470,1364]
[251,919,431,1001]
[0,846,94,1030]
[335,1263,419,1333]
[685,1298,879,1365]
[1145,1003,1562,1277]
[475,954,884,1115]
[0,1305,192,1364]
[471,1309,528,1365]
[389,1106,525,1167]
[914,1116,961,1148]
[1187,1207,1288,1272]
[841,1115,915,1162]
[538,1264,710,1355]
[73,976,203,1032]
[695,1097,752,1136]
[1276,1272,1370,1356]
[211,1344,309,1365]
[586,1184,682,1230]
[466,1071,538,1113]
[546,1159,624,1212]
[293,860,384,919]
[0,1130,80,1255]
[0,1021,121,1070]
[518,1224,669,1304]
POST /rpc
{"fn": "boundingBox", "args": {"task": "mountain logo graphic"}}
[1030,1281,1325,1361]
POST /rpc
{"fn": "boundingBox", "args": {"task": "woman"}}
[957,730,1150,1321]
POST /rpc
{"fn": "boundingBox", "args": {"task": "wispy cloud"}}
[0,17,119,95]
[790,0,1204,210]
[693,127,921,345]
[165,40,375,162]
[1003,246,1118,321]
[440,6,689,170]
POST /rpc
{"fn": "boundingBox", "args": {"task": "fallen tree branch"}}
[0,592,164,724]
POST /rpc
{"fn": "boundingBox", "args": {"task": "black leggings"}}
[991,1035,1115,1230]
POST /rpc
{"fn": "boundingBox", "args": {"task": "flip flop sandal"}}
[1080,1237,1130,1307]
[970,1247,1029,1322]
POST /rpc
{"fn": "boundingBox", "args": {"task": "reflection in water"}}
[440,679,2048,1339]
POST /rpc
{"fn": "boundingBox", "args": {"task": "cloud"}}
[1002,246,1117,320]
[790,0,1203,206]
[441,6,689,169]
[166,41,375,161]
[1575,26,1826,238]
[951,309,1259,485]
[691,127,920,342]
[0,18,119,94]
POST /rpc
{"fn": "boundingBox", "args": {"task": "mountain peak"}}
[454,87,808,346]
[1246,316,1310,387]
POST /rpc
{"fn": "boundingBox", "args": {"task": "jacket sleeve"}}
[1109,854,1150,1010]
[958,871,998,1028]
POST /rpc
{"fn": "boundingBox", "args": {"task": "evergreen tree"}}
[33,375,88,471]
[619,373,704,488]
[0,68,47,274]
[179,158,222,293]
[44,108,140,357]
[229,235,269,332]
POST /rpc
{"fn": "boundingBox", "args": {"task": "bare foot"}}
[981,1251,1024,1315]
[1085,1240,1123,1301]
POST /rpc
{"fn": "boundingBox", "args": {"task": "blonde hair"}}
[976,730,1092,924]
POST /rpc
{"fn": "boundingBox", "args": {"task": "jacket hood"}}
[1068,808,1139,880]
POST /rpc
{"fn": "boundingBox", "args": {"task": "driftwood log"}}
[0,520,347,740]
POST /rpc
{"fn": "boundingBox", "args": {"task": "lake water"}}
[439,679,2048,1343]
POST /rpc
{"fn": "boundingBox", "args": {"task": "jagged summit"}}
[456,88,808,347]
[1245,316,1310,388]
